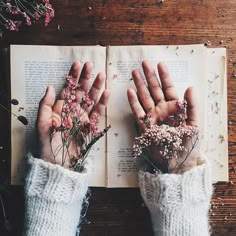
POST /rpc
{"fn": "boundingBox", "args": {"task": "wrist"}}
[169,149,201,174]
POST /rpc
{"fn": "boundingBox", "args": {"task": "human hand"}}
[127,61,200,173]
[36,62,110,168]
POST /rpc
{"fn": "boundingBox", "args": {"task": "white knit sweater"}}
[24,155,89,236]
[139,164,213,236]
[24,156,212,236]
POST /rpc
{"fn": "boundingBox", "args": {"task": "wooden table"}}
[0,0,236,235]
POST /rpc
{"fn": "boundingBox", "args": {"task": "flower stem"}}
[0,103,17,117]
[176,135,199,173]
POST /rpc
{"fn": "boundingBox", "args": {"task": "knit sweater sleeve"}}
[23,154,89,236]
[139,164,213,236]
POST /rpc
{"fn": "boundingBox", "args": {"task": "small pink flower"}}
[45,3,55,17]
[34,12,40,20]
[62,107,70,114]
[70,94,76,101]
[90,122,98,133]
[64,132,70,139]
[44,5,55,27]
[44,12,51,26]
[5,20,20,31]
[22,12,31,26]
[66,76,78,89]
[8,6,21,15]
[90,113,99,123]
[62,118,72,129]
[133,123,198,159]
[81,95,93,108]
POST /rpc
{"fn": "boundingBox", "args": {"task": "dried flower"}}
[0,0,55,37]
[158,100,187,127]
[50,75,110,172]
[133,124,198,159]
[133,100,199,173]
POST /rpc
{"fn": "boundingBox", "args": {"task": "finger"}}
[52,100,64,127]
[142,60,164,103]
[158,62,179,101]
[78,61,93,92]
[60,62,80,99]
[37,86,55,160]
[37,86,55,134]
[184,87,198,126]
[88,72,105,104]
[90,89,110,119]
[74,62,93,102]
[69,61,81,80]
[127,88,146,128]
[132,69,155,111]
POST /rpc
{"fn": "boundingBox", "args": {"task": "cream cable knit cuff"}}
[139,164,213,236]
[24,154,89,236]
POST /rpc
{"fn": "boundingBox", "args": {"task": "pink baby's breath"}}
[90,122,98,133]
[34,12,40,20]
[62,118,72,129]
[44,12,51,26]
[8,6,21,15]
[133,124,198,159]
[81,95,93,109]
[5,20,21,31]
[22,12,32,26]
[133,100,199,173]
[66,76,79,89]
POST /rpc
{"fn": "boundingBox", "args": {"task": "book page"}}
[106,45,207,187]
[11,45,107,187]
[204,48,228,182]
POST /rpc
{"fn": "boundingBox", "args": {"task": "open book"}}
[10,44,228,187]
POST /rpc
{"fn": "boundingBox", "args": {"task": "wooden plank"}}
[0,0,236,235]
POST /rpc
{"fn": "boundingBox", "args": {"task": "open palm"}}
[36,62,109,168]
[127,61,200,173]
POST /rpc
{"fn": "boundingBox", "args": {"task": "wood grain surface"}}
[0,0,236,235]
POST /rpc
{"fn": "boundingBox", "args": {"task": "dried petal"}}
[17,115,28,125]
[11,99,19,105]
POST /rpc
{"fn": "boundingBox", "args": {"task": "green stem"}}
[142,152,159,172]
[176,135,199,173]
[61,131,66,166]
[0,194,6,219]
[15,0,35,18]
[0,103,18,118]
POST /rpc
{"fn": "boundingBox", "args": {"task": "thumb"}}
[37,86,55,137]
